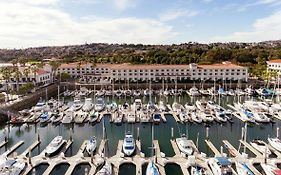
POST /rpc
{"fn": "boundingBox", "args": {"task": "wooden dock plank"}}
[98,140,106,156]
[0,140,8,148]
[2,140,24,157]
[21,140,41,157]
[205,140,221,156]
[77,140,87,155]
[239,140,263,157]
[170,140,181,156]
[222,140,241,157]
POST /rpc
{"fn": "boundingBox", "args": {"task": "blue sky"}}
[0,0,281,48]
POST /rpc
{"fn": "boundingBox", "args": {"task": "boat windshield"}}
[125,146,135,150]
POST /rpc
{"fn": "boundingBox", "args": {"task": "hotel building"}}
[57,61,248,82]
[267,59,281,74]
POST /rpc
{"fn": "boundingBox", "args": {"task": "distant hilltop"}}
[0,40,281,63]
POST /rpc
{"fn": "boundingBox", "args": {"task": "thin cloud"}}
[211,10,281,42]
[0,1,176,48]
[159,8,199,22]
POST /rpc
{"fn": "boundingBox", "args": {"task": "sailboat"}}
[146,123,160,175]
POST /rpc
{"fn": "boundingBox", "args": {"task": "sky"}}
[0,0,281,48]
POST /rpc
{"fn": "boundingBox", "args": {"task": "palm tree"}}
[31,66,39,86]
[23,68,30,82]
[49,61,61,82]
[0,67,13,91]
[13,67,22,92]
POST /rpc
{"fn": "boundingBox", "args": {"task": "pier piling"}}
[277,127,279,138]
[171,127,174,139]
[206,127,209,140]
[137,127,140,141]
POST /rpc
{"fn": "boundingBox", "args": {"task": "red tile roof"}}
[37,69,49,75]
[268,59,281,63]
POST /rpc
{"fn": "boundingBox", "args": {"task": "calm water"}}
[0,94,280,175]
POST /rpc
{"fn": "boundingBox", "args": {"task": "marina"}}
[2,88,281,175]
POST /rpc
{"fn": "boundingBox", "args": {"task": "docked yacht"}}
[71,99,83,111]
[196,100,208,111]
[252,111,271,123]
[188,86,200,96]
[113,112,123,124]
[191,111,203,123]
[122,132,135,156]
[127,112,136,123]
[172,101,182,113]
[96,160,112,175]
[133,99,142,111]
[261,163,280,175]
[208,157,233,175]
[235,162,254,175]
[179,110,189,123]
[213,108,227,123]
[39,111,50,124]
[0,159,25,175]
[217,87,227,96]
[108,102,118,112]
[133,90,141,97]
[268,137,281,152]
[144,89,152,97]
[45,136,65,156]
[33,100,46,111]
[185,103,197,111]
[191,165,208,175]
[88,110,99,123]
[86,137,97,155]
[175,134,197,155]
[139,111,151,123]
[158,100,168,112]
[152,113,161,123]
[50,112,64,124]
[82,98,94,112]
[250,139,271,155]
[94,98,105,112]
[115,89,123,97]
[146,160,160,175]
[61,109,74,124]
[74,111,88,123]
[199,110,214,123]
[199,89,209,96]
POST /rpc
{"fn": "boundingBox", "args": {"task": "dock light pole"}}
[85,167,89,175]
[69,128,73,141]
[171,127,174,140]
[137,127,140,141]
[37,128,40,142]
[206,127,209,140]
[28,148,32,165]
[277,127,280,138]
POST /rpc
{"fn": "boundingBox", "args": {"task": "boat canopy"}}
[216,157,231,166]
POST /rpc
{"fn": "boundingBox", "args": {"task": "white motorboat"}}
[124,89,132,96]
[163,89,170,96]
[74,111,88,123]
[122,132,135,156]
[94,98,105,112]
[144,89,152,97]
[235,162,254,175]
[61,109,74,124]
[191,111,203,123]
[185,103,196,111]
[188,86,200,96]
[39,111,50,124]
[252,111,271,123]
[158,100,168,112]
[133,99,142,111]
[45,136,65,156]
[250,139,271,155]
[89,110,99,123]
[113,112,123,124]
[127,112,136,123]
[199,89,209,96]
[175,134,197,155]
[86,137,97,155]
[179,110,189,123]
[172,102,182,113]
[50,112,64,124]
[147,101,156,112]
[195,100,208,111]
[96,160,112,175]
[82,98,94,112]
[268,137,281,152]
[108,101,118,112]
[115,89,123,97]
[133,90,141,97]
[71,98,83,111]
[191,165,208,175]
[208,157,233,175]
[199,110,214,123]
[213,108,227,123]
[139,111,151,123]
[33,100,46,112]
[146,160,160,175]
[261,163,280,175]
[152,113,161,123]
[0,159,25,175]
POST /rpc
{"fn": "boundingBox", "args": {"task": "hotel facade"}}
[57,61,248,82]
[267,59,281,74]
